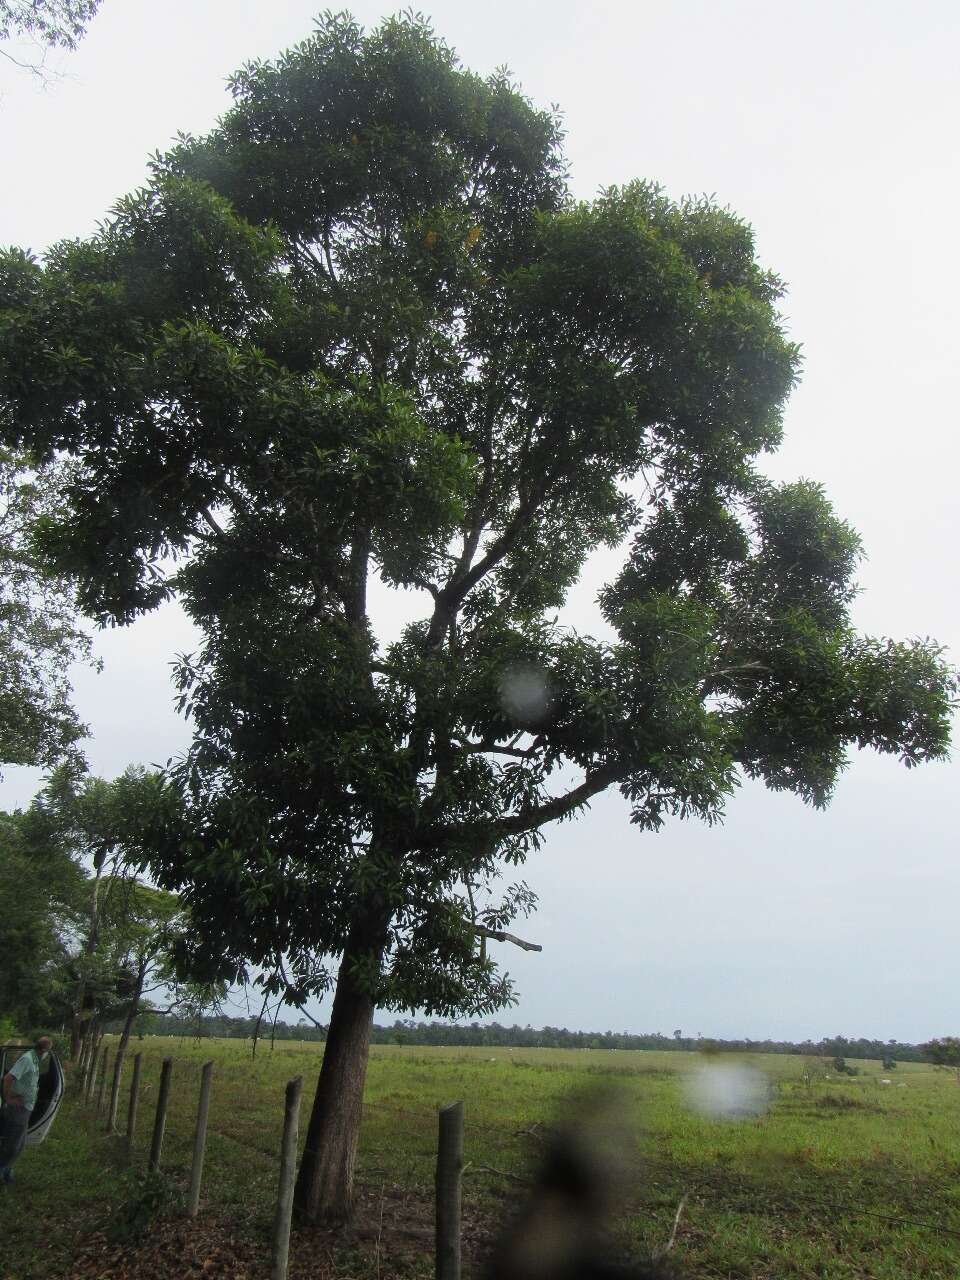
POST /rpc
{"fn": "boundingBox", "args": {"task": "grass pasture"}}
[2,1039,960,1278]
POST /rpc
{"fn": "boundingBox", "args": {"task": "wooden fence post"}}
[187,1061,215,1217]
[106,1046,125,1132]
[270,1075,303,1280]
[148,1057,173,1173]
[436,1100,464,1280]
[94,1046,110,1116]
[126,1052,143,1159]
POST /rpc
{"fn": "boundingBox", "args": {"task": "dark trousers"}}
[0,1104,29,1171]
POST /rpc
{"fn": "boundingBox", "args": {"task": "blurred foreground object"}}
[685,1061,770,1120]
[487,1093,677,1280]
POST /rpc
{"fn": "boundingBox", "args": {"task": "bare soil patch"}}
[63,1182,499,1280]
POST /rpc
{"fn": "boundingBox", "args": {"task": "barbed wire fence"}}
[71,1039,960,1279]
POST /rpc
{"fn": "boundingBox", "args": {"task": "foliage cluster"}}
[0,0,100,51]
[104,1171,180,1245]
[0,773,87,1029]
[0,0,102,84]
[831,1055,859,1076]
[0,766,191,1038]
[920,1036,960,1076]
[0,449,97,775]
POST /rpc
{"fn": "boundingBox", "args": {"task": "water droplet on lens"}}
[498,665,552,727]
[685,1063,770,1120]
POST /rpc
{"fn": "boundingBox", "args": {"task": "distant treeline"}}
[117,1011,926,1062]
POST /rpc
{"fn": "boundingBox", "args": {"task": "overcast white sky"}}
[2,1,957,1043]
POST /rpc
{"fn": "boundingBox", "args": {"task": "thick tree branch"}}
[452,392,498,582]
[198,506,228,541]
[469,923,542,953]
[290,237,329,280]
[346,523,371,623]
[370,660,408,679]
[426,475,553,652]
[322,217,338,285]
[700,661,770,696]
[423,761,626,852]
[456,735,544,760]
[454,479,551,600]
[411,574,439,599]
[493,762,625,837]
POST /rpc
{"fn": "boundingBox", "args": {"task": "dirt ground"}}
[64,1183,498,1280]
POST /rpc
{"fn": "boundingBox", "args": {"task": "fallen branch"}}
[466,1164,531,1185]
[513,1122,546,1141]
[651,1194,688,1261]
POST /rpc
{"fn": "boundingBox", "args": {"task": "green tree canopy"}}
[0,12,954,1220]
[0,785,87,1028]
[0,448,97,773]
[43,764,178,1053]
[920,1037,960,1077]
[0,764,181,1034]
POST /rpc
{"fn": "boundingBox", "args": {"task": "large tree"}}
[0,14,954,1222]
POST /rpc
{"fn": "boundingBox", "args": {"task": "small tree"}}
[0,14,954,1222]
[95,877,186,1073]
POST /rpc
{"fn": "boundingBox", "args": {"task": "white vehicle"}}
[0,1044,64,1145]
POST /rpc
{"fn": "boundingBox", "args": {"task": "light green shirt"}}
[8,1049,40,1111]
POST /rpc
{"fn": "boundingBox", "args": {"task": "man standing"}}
[0,1036,52,1184]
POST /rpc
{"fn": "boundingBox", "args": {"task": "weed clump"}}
[104,1171,180,1244]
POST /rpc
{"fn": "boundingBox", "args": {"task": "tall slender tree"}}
[0,14,953,1222]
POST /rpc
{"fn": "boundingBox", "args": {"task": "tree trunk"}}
[117,958,147,1062]
[109,957,146,1130]
[70,859,105,1060]
[81,1019,101,1099]
[293,921,385,1224]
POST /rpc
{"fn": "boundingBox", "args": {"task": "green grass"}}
[2,1040,959,1277]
